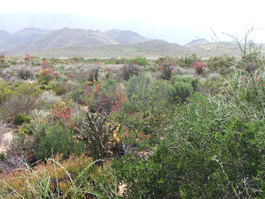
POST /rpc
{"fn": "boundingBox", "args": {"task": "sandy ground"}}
[0,121,14,155]
[0,131,13,154]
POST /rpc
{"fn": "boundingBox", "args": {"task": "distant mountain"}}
[184,39,210,47]
[186,41,241,57]
[13,27,51,37]
[9,28,119,54]
[34,39,191,58]
[105,29,150,44]
[0,28,51,51]
[0,13,210,45]
[2,27,255,58]
[0,30,12,50]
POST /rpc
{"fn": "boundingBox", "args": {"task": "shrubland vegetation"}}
[0,33,264,198]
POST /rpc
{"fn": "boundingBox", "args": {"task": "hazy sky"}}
[1,0,265,43]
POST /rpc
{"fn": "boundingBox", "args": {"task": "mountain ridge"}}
[2,27,153,54]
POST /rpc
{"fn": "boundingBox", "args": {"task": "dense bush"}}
[170,76,199,91]
[168,76,198,103]
[0,81,14,104]
[160,63,173,80]
[99,78,119,113]
[122,64,140,80]
[17,67,33,80]
[37,60,60,84]
[123,74,151,112]
[0,55,9,69]
[130,57,149,66]
[104,57,149,66]
[112,64,265,198]
[178,53,201,68]
[192,61,207,75]
[1,83,41,119]
[31,121,84,161]
[13,114,30,125]
[0,34,264,198]
[113,93,264,198]
[207,55,236,75]
[73,112,121,161]
[169,81,192,103]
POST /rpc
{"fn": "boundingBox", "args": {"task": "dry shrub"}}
[3,95,39,118]
[0,154,99,198]
[122,64,140,80]
[1,83,41,119]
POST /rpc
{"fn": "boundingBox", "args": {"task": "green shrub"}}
[13,114,30,125]
[178,53,201,68]
[130,57,149,66]
[31,122,84,161]
[150,80,171,102]
[0,153,5,161]
[48,80,69,95]
[112,52,265,198]
[17,122,32,136]
[123,74,151,112]
[99,78,119,113]
[71,56,85,63]
[8,58,17,65]
[1,83,41,119]
[207,56,236,75]
[113,92,265,198]
[156,56,177,65]
[168,76,198,103]
[0,56,9,68]
[169,81,192,103]
[170,75,199,91]
[0,81,15,104]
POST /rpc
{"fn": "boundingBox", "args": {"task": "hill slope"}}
[0,28,51,51]
[184,39,210,47]
[105,29,150,44]
[9,28,119,54]
[34,40,191,58]
[0,30,11,50]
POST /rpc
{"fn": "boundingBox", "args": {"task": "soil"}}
[0,131,14,154]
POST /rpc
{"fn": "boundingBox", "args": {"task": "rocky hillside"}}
[105,29,150,44]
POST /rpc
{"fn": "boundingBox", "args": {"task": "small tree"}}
[224,27,263,70]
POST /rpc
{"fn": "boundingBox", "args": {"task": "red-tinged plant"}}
[55,80,126,160]
[192,61,207,75]
[85,80,104,112]
[112,87,126,113]
[38,60,60,84]
[55,102,77,129]
[41,59,49,69]
[25,54,32,62]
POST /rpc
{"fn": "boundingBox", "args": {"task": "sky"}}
[1,0,265,44]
